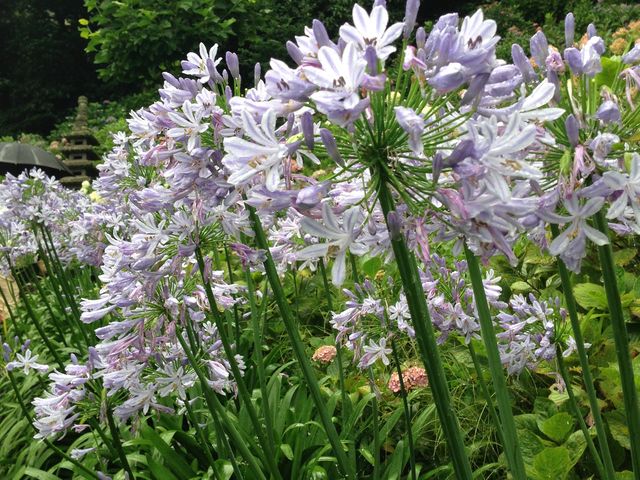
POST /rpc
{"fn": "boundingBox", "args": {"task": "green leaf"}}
[596,57,623,89]
[606,410,631,450]
[511,281,532,293]
[538,412,574,443]
[359,447,375,466]
[280,443,294,461]
[140,425,195,480]
[213,460,234,480]
[614,248,637,267]
[23,467,60,480]
[530,446,571,480]
[573,283,608,310]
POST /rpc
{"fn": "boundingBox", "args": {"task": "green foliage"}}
[81,0,249,87]
[475,0,640,60]
[0,0,100,136]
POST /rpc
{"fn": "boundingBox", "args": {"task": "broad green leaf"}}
[595,57,623,89]
[606,410,631,450]
[614,248,637,267]
[573,283,607,310]
[538,412,574,443]
[531,446,571,480]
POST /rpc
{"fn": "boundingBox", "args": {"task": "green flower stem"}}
[0,272,19,338]
[555,346,607,479]
[349,253,361,285]
[376,177,473,480]
[183,394,219,473]
[248,205,354,479]
[390,338,417,480]
[22,266,70,347]
[224,245,241,346]
[463,245,526,479]
[88,418,119,460]
[594,210,640,478]
[467,342,506,451]
[6,371,101,480]
[176,332,266,480]
[244,267,277,450]
[550,223,616,480]
[11,267,64,368]
[318,258,353,435]
[105,400,135,480]
[36,229,91,346]
[368,369,380,480]
[194,247,283,480]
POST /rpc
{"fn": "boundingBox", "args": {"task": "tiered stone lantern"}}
[58,96,99,189]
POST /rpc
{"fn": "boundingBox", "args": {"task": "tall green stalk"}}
[247,206,354,479]
[375,177,473,480]
[11,267,64,368]
[550,223,616,480]
[176,332,266,480]
[104,400,135,480]
[390,339,417,480]
[594,210,640,478]
[6,371,101,480]
[463,245,526,479]
[244,267,276,450]
[194,247,283,480]
[555,346,607,479]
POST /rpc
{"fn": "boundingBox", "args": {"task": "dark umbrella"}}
[0,142,71,178]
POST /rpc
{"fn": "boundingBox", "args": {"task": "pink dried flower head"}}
[387,366,429,393]
[312,345,337,364]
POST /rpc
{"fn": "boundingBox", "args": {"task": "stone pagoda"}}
[58,96,99,189]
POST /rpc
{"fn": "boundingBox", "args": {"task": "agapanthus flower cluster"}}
[11,0,640,450]
[0,169,98,273]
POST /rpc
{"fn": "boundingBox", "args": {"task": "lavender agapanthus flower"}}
[297,203,368,285]
[539,196,608,272]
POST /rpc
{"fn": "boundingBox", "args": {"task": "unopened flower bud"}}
[254,62,261,85]
[530,31,549,69]
[564,113,580,147]
[319,129,344,167]
[300,111,315,150]
[286,41,303,65]
[3,343,11,362]
[565,13,575,47]
[386,211,403,241]
[225,52,240,80]
[416,27,426,49]
[512,44,536,83]
[403,0,420,39]
[312,20,332,48]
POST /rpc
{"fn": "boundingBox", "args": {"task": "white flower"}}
[358,337,392,368]
[223,109,289,191]
[182,43,221,84]
[167,101,209,152]
[339,4,404,61]
[6,349,49,375]
[603,153,640,233]
[297,203,368,286]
